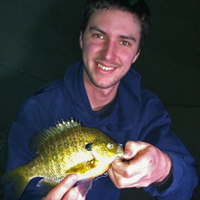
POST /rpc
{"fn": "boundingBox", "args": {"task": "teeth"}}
[98,63,114,71]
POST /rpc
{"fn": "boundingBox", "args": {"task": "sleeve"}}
[3,104,43,200]
[139,100,198,200]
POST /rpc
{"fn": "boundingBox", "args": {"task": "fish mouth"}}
[117,144,123,157]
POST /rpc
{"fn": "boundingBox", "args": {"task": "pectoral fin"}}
[66,158,99,174]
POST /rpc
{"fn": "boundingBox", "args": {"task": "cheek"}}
[119,50,136,66]
[83,40,103,56]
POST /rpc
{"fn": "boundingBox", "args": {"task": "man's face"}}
[80,9,141,89]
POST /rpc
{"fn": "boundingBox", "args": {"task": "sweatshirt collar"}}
[64,61,141,131]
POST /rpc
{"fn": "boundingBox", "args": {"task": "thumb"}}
[123,141,149,160]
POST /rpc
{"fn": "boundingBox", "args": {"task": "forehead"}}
[86,9,141,37]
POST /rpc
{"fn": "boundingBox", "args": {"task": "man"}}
[3,0,198,200]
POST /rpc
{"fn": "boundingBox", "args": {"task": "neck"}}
[83,70,118,111]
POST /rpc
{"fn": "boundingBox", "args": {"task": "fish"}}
[1,119,123,199]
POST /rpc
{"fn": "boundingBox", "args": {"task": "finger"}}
[123,141,150,160]
[44,174,78,200]
[111,158,142,180]
[108,163,141,188]
[112,141,152,177]
[63,186,86,200]
[108,159,150,188]
[107,165,119,188]
[111,158,131,177]
[108,159,134,188]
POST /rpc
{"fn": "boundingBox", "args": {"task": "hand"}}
[42,174,86,200]
[108,141,171,188]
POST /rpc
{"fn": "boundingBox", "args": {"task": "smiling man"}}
[80,9,140,111]
[3,0,198,200]
[81,9,140,89]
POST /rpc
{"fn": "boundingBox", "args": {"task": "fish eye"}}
[107,143,114,149]
[85,143,92,151]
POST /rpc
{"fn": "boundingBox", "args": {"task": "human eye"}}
[120,40,130,46]
[93,33,104,39]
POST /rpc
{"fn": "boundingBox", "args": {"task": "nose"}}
[101,40,117,62]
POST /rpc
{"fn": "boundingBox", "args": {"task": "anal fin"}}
[37,178,59,196]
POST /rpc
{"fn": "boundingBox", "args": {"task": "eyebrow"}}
[120,35,136,42]
[89,26,136,42]
[89,26,106,35]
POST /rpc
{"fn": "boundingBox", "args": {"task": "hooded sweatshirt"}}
[3,62,198,200]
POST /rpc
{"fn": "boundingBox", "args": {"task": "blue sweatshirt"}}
[4,62,198,200]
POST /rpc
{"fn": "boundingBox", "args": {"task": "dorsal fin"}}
[29,119,81,153]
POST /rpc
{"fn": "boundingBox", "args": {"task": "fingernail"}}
[124,151,131,156]
[115,158,121,162]
[69,174,77,184]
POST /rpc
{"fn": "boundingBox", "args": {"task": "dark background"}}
[0,0,199,199]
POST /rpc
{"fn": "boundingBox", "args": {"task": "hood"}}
[64,61,142,132]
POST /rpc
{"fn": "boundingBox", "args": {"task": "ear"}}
[79,31,83,49]
[132,51,140,64]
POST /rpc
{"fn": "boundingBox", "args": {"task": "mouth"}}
[117,144,123,157]
[97,63,115,71]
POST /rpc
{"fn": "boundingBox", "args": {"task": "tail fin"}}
[1,166,30,199]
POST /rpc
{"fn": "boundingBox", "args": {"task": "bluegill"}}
[1,119,123,199]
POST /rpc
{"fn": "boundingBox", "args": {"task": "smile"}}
[97,63,114,71]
